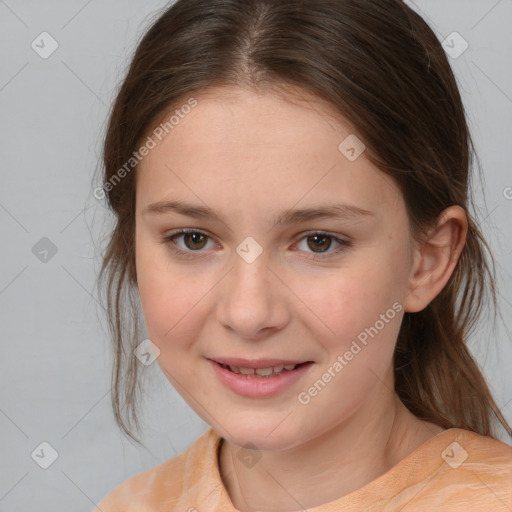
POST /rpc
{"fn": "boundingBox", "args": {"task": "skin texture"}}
[134,84,468,511]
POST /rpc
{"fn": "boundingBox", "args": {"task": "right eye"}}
[160,229,217,258]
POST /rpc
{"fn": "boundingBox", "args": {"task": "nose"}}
[215,250,290,340]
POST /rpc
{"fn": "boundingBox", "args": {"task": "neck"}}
[219,392,442,511]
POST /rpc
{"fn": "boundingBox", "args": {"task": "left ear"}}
[403,205,468,313]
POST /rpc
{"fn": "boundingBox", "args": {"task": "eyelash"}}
[159,229,351,261]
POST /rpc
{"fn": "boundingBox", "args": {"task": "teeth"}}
[255,367,273,376]
[221,362,299,377]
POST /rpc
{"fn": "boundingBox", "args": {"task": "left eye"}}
[160,229,350,260]
[295,232,349,259]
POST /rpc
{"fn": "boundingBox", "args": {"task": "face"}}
[135,84,416,451]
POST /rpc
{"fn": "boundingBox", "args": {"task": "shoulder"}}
[415,428,512,511]
[449,428,512,470]
[91,428,219,512]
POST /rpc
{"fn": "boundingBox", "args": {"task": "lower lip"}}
[209,359,314,398]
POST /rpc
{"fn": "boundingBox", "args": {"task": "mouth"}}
[209,358,314,398]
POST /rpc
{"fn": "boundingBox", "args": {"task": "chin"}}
[218,419,305,452]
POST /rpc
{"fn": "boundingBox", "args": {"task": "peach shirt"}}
[93,427,512,511]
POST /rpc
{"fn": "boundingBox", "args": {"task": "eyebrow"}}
[142,199,374,228]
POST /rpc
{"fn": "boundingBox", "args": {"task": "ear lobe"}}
[404,206,468,313]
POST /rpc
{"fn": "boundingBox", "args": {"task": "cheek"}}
[135,241,218,377]
[138,278,197,343]
[136,264,202,383]
[290,249,407,388]
[298,260,403,342]
[297,269,403,417]
[136,242,192,342]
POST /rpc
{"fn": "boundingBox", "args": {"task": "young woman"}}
[93,0,512,510]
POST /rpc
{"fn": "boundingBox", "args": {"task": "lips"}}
[209,358,314,397]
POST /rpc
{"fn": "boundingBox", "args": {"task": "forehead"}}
[135,85,403,219]
[160,84,350,147]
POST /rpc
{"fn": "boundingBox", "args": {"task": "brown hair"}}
[95,0,511,445]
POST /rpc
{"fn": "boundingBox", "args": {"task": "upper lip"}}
[208,357,311,369]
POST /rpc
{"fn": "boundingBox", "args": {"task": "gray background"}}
[0,1,511,510]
